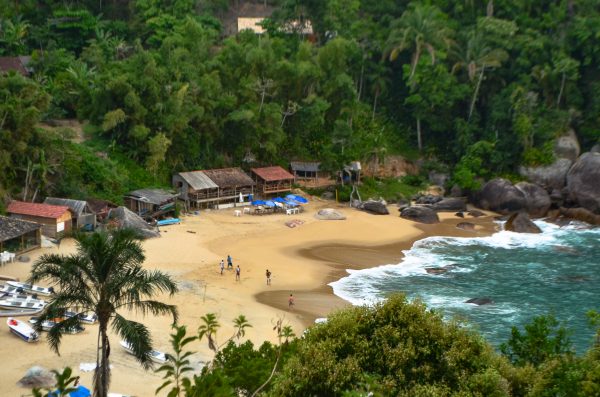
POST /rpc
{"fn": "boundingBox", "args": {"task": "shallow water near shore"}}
[330,220,600,353]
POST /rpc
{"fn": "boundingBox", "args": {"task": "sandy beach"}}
[0,198,497,396]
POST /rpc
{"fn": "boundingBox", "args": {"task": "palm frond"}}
[111,313,154,370]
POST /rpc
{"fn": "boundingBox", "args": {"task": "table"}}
[234,210,241,217]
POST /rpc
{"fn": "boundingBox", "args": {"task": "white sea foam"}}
[329,219,591,306]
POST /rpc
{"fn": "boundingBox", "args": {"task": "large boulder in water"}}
[107,206,160,239]
[432,198,467,212]
[505,212,542,233]
[566,152,600,214]
[360,200,389,215]
[515,182,551,218]
[466,297,494,305]
[476,178,526,214]
[559,207,600,225]
[400,206,440,224]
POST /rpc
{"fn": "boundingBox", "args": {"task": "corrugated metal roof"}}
[290,161,321,172]
[201,168,254,188]
[126,189,179,205]
[178,171,219,191]
[44,197,91,215]
[7,201,70,219]
[251,166,294,182]
[0,215,41,242]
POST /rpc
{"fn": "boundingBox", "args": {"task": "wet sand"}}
[0,199,497,396]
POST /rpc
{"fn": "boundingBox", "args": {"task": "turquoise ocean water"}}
[329,220,600,353]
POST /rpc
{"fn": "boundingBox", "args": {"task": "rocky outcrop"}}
[591,144,600,153]
[468,210,485,217]
[505,212,542,233]
[566,152,600,214]
[432,198,467,212]
[400,206,440,224]
[519,129,580,190]
[519,158,573,191]
[515,182,551,218]
[425,267,448,275]
[456,222,475,231]
[559,207,600,225]
[428,171,449,187]
[476,178,527,214]
[554,129,581,161]
[360,200,390,215]
[315,208,346,220]
[414,194,443,205]
[466,297,494,305]
[450,184,463,197]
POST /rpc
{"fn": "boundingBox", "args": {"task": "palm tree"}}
[29,229,179,397]
[385,4,453,81]
[385,3,453,151]
[452,32,508,121]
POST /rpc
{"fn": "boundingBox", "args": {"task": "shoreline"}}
[254,210,499,328]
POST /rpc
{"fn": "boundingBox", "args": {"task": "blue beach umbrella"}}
[264,200,276,207]
[286,194,308,204]
[70,386,91,397]
[272,197,287,203]
[284,199,299,207]
[251,200,266,206]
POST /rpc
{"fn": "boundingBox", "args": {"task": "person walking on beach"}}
[288,293,295,309]
[266,269,272,285]
[235,265,241,281]
[227,255,233,269]
[220,260,225,275]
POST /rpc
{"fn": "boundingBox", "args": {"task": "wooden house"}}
[124,189,179,220]
[0,215,42,254]
[44,197,96,231]
[251,166,294,196]
[173,171,219,209]
[87,198,119,222]
[200,168,255,209]
[289,161,331,187]
[7,201,72,239]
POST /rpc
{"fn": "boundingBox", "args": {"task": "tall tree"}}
[29,229,179,397]
[385,3,453,81]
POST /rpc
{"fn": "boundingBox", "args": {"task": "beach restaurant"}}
[0,215,42,255]
[251,166,294,196]
[7,201,72,239]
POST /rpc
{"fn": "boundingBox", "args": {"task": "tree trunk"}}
[557,72,566,108]
[357,59,365,101]
[468,65,485,122]
[416,117,422,152]
[94,323,111,397]
[372,89,379,121]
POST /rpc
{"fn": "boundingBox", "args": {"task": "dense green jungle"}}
[1,0,599,207]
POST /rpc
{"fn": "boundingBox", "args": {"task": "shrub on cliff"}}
[269,294,515,396]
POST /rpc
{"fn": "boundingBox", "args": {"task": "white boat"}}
[29,317,85,334]
[0,299,46,310]
[64,310,98,324]
[6,281,54,296]
[120,340,167,364]
[1,292,46,302]
[7,317,39,342]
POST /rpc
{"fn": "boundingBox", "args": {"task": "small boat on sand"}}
[29,317,85,334]
[0,299,46,310]
[6,281,54,296]
[64,310,98,325]
[120,340,167,364]
[7,317,39,342]
[1,292,45,302]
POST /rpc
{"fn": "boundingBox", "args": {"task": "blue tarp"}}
[264,200,276,208]
[251,200,266,206]
[50,385,91,397]
[272,197,287,203]
[286,194,308,204]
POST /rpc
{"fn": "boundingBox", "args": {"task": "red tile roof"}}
[251,166,294,182]
[7,201,70,219]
